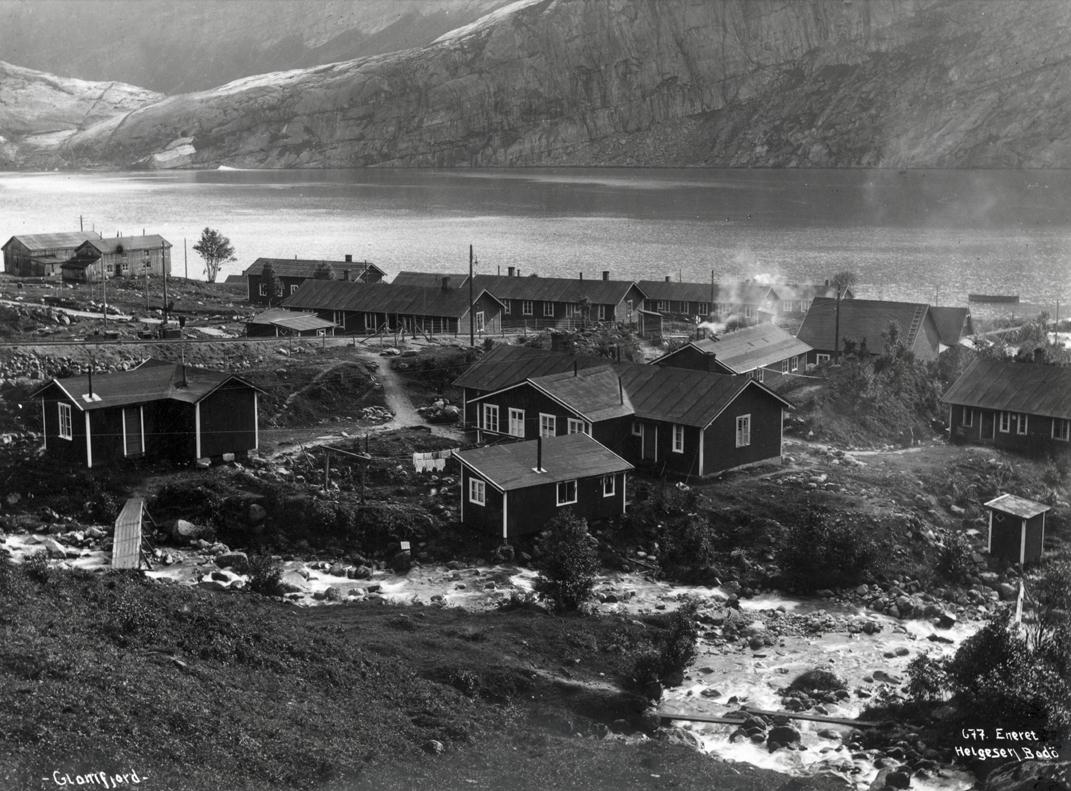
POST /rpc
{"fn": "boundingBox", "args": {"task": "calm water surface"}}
[0,168,1068,306]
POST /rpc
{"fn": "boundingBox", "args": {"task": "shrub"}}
[105,583,161,645]
[659,514,719,575]
[935,531,976,584]
[534,512,599,612]
[247,554,285,596]
[658,599,700,684]
[906,653,949,703]
[778,506,882,592]
[22,551,50,584]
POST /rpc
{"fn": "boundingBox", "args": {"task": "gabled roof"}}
[30,361,261,412]
[282,279,503,318]
[464,274,644,305]
[984,493,1051,519]
[454,433,632,492]
[941,358,1071,420]
[452,344,610,392]
[392,271,467,288]
[2,231,98,251]
[76,235,171,255]
[243,257,385,279]
[797,297,932,353]
[529,366,634,422]
[656,324,812,374]
[247,308,337,332]
[637,280,714,304]
[930,307,973,347]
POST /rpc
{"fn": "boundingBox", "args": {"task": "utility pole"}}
[101,261,108,331]
[709,269,715,315]
[183,238,188,281]
[468,244,475,348]
[162,242,170,327]
[143,252,150,314]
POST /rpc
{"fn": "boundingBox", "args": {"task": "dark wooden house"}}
[943,358,1071,452]
[984,493,1050,565]
[453,433,632,542]
[637,278,715,320]
[468,362,792,478]
[31,360,262,469]
[652,323,812,381]
[63,235,172,282]
[2,231,100,277]
[246,308,338,338]
[796,297,944,364]
[282,278,504,336]
[392,271,467,288]
[244,255,385,305]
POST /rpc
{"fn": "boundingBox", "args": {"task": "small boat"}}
[968,294,1020,304]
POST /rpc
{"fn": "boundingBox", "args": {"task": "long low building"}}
[282,279,504,336]
[651,323,812,381]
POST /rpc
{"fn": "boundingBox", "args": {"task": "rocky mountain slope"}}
[9,0,1071,169]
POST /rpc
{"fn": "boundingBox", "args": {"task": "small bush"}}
[659,599,700,683]
[906,653,948,703]
[778,505,883,592]
[534,512,599,612]
[247,554,285,596]
[22,551,50,584]
[936,531,976,585]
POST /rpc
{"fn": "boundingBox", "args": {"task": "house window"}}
[539,413,556,437]
[961,408,974,428]
[631,421,642,436]
[657,300,669,312]
[469,478,486,506]
[1054,418,1070,442]
[258,284,267,296]
[290,284,299,294]
[791,356,800,372]
[1017,414,1029,436]
[602,475,616,497]
[543,302,554,317]
[735,414,751,447]
[508,408,525,437]
[816,353,830,365]
[482,404,499,433]
[999,411,1011,433]
[475,311,485,333]
[566,418,589,435]
[522,300,533,316]
[781,359,789,374]
[672,424,684,453]
[697,303,708,315]
[57,402,73,440]
[503,301,511,316]
[744,306,754,318]
[556,479,577,506]
[598,305,608,320]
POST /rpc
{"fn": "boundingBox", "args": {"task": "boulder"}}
[766,725,801,749]
[247,503,267,524]
[390,550,412,574]
[997,582,1019,601]
[214,552,250,573]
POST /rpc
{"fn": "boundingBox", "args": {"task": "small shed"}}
[246,308,338,337]
[983,493,1050,565]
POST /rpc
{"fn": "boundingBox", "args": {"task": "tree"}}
[830,270,857,364]
[193,227,236,283]
[313,261,335,280]
[260,262,282,306]
[534,512,599,612]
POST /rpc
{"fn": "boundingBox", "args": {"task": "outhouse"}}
[983,493,1050,565]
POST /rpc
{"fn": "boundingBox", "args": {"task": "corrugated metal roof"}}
[797,297,931,352]
[685,324,812,373]
[248,309,337,332]
[31,361,260,411]
[941,358,1071,419]
[466,274,643,305]
[282,279,500,318]
[392,271,467,287]
[530,366,634,422]
[930,307,972,347]
[2,231,98,251]
[454,433,632,492]
[79,235,171,255]
[243,257,384,279]
[452,344,610,392]
[984,493,1051,519]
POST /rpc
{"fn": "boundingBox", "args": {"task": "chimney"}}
[442,276,451,291]
[579,272,583,280]
[665,275,671,282]
[87,368,93,399]
[602,271,609,281]
[535,435,544,473]
[508,266,515,277]
[345,254,352,263]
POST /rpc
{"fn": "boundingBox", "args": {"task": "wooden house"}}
[652,323,812,382]
[453,432,632,542]
[761,282,848,318]
[2,231,100,277]
[796,297,944,364]
[245,308,338,338]
[31,360,262,469]
[392,271,467,288]
[244,255,385,305]
[943,358,1071,452]
[282,278,504,336]
[452,344,611,426]
[62,235,172,283]
[984,493,1050,565]
[468,362,792,478]
[636,279,714,320]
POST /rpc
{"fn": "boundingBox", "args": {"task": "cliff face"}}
[15,0,1071,169]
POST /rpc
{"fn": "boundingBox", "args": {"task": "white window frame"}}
[542,301,554,318]
[961,408,974,428]
[503,301,511,316]
[290,283,299,294]
[468,478,486,506]
[781,359,789,374]
[566,418,589,436]
[1053,418,1070,442]
[481,403,499,433]
[697,303,708,315]
[475,310,485,333]
[258,283,267,296]
[657,300,669,312]
[556,479,577,506]
[598,305,608,320]
[631,421,642,436]
[735,414,751,448]
[816,353,830,364]
[57,402,73,440]
[672,423,684,454]
[602,475,616,497]
[1017,414,1029,436]
[508,408,525,438]
[539,413,556,437]
[791,356,800,372]
[522,300,533,316]
[999,411,1011,433]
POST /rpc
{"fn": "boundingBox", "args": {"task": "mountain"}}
[0,0,513,94]
[8,0,1071,170]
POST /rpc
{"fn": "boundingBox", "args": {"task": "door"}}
[123,407,143,456]
[981,410,996,441]
[642,423,658,461]
[364,312,377,333]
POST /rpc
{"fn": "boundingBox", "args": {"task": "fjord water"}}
[1,168,1068,306]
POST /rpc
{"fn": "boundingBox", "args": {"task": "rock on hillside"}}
[21,0,1071,169]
